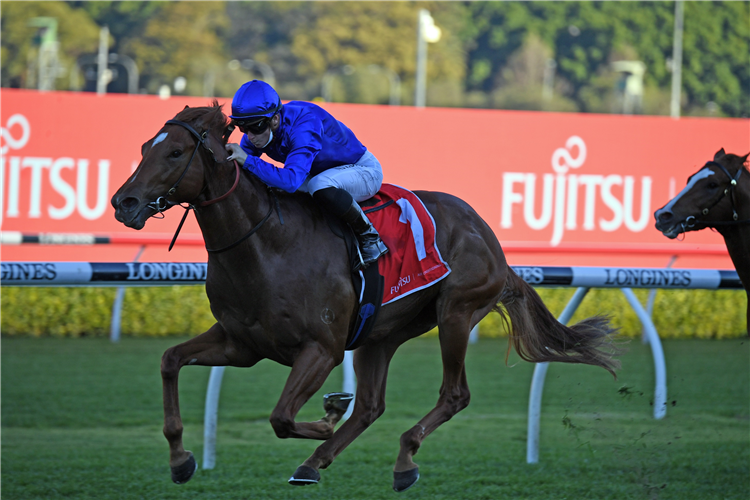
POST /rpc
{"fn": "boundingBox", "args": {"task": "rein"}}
[204,188,282,254]
[167,159,241,251]
[683,161,750,231]
[157,118,282,253]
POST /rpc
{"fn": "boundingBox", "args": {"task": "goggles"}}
[233,117,271,135]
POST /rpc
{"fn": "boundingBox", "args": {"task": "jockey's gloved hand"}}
[225,143,248,165]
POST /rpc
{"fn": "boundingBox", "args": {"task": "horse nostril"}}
[120,196,140,212]
[657,210,673,223]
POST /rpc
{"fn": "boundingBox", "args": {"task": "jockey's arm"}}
[228,114,323,193]
[241,149,316,193]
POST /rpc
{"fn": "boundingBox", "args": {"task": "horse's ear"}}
[222,124,236,144]
[183,105,189,110]
[714,148,726,161]
[742,153,750,168]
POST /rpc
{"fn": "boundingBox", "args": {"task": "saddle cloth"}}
[364,184,452,305]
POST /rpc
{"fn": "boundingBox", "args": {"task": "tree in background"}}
[1,1,101,89]
[120,1,236,96]
[1,1,747,117]
[224,1,317,100]
[488,33,578,112]
[70,1,170,94]
[292,1,466,105]
[680,1,749,117]
[226,1,470,106]
[70,0,160,53]
[465,1,749,117]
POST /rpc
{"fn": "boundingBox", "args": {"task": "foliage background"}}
[1,286,745,339]
[1,1,748,117]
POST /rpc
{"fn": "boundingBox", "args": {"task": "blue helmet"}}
[229,80,282,121]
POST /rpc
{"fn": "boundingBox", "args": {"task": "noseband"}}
[683,160,749,230]
[146,119,220,215]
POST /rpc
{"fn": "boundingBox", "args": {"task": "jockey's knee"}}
[307,173,339,195]
[313,186,353,217]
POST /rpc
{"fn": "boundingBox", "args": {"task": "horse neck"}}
[716,224,750,289]
[193,161,275,259]
[716,175,750,289]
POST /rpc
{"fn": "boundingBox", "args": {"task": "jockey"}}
[225,80,388,269]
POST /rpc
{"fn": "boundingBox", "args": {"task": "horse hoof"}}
[171,452,197,484]
[288,465,321,486]
[323,392,354,413]
[393,467,419,492]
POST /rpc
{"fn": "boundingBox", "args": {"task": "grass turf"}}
[2,336,748,499]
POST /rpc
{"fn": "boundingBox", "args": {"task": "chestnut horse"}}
[111,102,620,492]
[654,149,750,333]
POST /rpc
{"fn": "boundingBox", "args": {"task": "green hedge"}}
[1,287,215,337]
[1,286,746,339]
[478,287,746,339]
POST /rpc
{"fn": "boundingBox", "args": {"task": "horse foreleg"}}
[269,343,340,441]
[291,343,397,483]
[393,314,473,492]
[161,323,257,484]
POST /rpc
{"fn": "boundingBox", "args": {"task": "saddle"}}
[326,184,452,350]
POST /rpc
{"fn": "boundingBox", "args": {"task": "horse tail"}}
[495,268,622,377]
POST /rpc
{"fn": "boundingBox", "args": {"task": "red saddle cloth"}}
[365,184,452,305]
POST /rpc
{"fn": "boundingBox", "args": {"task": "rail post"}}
[622,288,668,419]
[109,245,145,342]
[527,286,590,464]
[203,366,226,469]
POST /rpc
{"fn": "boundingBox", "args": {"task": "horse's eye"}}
[708,182,719,189]
[170,150,182,158]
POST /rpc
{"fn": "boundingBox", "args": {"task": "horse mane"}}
[174,100,231,137]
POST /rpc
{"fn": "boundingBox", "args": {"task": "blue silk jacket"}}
[239,101,367,193]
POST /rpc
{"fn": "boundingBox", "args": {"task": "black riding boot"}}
[314,187,388,269]
[341,201,389,268]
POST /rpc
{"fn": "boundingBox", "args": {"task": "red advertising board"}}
[1,88,748,267]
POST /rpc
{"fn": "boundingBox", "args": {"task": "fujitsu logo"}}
[1,114,110,222]
[390,275,412,295]
[500,136,652,246]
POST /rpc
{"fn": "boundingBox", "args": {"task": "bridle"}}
[146,119,221,215]
[683,160,750,231]
[150,119,282,253]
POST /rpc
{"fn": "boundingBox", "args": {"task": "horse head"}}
[111,101,233,230]
[654,148,750,238]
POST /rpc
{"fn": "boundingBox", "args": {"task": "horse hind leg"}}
[161,323,258,484]
[256,342,354,486]
[290,342,399,485]
[285,391,356,483]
